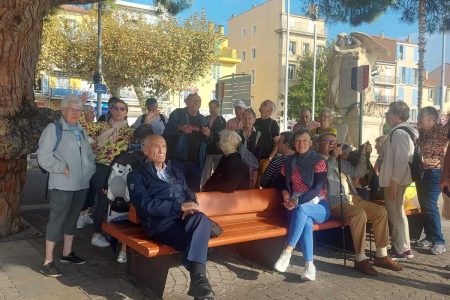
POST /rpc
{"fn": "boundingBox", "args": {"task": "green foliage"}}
[287,45,331,120]
[38,7,220,105]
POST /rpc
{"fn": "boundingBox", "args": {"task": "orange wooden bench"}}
[102,188,343,298]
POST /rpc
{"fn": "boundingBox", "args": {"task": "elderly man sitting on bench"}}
[316,132,403,276]
[127,134,214,299]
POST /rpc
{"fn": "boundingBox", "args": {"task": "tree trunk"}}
[0,159,27,237]
[0,0,58,237]
[417,0,426,109]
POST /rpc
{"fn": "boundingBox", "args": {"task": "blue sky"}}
[130,0,449,71]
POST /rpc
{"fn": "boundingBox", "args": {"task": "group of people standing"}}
[36,93,447,299]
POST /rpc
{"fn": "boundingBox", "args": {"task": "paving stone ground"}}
[0,169,449,299]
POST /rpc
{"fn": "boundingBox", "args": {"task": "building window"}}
[302,43,310,55]
[242,28,246,38]
[414,48,419,63]
[251,69,255,85]
[429,89,433,99]
[252,24,256,34]
[212,64,220,80]
[251,48,256,59]
[399,67,407,84]
[289,41,296,55]
[288,64,296,80]
[397,44,405,60]
[316,45,323,55]
[241,50,246,61]
[397,86,405,101]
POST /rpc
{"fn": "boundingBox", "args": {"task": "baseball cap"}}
[145,98,157,106]
[233,100,246,109]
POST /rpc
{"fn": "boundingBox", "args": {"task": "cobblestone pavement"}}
[0,169,448,299]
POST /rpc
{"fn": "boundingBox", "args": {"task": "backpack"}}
[38,121,85,174]
[106,158,134,223]
[140,113,167,126]
[390,126,423,182]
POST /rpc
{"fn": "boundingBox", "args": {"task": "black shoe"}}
[60,252,86,264]
[187,274,215,299]
[40,261,62,278]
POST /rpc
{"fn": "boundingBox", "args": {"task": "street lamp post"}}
[440,30,446,113]
[309,4,319,120]
[283,0,290,131]
[96,0,103,118]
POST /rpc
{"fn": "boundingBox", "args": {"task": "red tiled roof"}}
[429,63,450,86]
[60,5,90,14]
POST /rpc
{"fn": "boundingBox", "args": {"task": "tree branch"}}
[52,0,99,7]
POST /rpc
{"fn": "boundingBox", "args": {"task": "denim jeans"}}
[286,200,330,262]
[416,169,445,245]
[172,160,203,192]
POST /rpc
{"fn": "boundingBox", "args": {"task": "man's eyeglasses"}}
[113,106,127,112]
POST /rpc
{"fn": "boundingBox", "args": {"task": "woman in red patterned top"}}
[415,107,448,254]
[273,128,330,281]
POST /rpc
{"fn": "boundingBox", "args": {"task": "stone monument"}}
[327,32,389,148]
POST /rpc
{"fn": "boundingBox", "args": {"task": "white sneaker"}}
[91,235,110,248]
[274,250,292,272]
[302,262,316,281]
[83,214,93,225]
[117,251,127,263]
[76,215,85,229]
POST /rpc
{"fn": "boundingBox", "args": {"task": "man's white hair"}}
[60,95,82,110]
[219,130,242,155]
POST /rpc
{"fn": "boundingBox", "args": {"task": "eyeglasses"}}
[320,139,336,144]
[113,106,127,112]
[67,108,82,114]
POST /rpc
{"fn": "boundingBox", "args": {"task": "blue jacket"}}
[163,108,208,169]
[127,160,197,237]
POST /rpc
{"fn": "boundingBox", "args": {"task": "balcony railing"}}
[375,95,397,103]
[375,75,397,84]
[220,47,238,60]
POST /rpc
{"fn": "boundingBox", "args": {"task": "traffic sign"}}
[94,83,107,94]
[351,65,369,91]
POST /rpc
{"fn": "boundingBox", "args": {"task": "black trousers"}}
[90,163,111,233]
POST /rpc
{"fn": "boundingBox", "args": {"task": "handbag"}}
[107,196,130,223]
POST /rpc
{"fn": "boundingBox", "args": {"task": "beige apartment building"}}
[371,35,449,120]
[227,0,326,115]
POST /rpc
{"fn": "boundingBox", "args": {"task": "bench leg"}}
[236,236,285,270]
[126,249,180,299]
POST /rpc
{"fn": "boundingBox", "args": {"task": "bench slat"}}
[103,217,345,258]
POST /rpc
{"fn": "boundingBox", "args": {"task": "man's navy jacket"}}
[127,160,197,238]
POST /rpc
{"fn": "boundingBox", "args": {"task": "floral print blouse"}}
[417,123,449,169]
[83,121,134,165]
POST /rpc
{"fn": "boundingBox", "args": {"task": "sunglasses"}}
[113,106,127,112]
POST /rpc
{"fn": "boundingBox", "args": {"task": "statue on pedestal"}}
[327,32,388,116]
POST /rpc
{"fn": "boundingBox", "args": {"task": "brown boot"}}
[374,256,403,271]
[354,259,378,276]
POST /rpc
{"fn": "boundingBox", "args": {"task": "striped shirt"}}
[260,154,287,188]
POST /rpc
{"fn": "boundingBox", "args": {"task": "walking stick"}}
[337,155,347,266]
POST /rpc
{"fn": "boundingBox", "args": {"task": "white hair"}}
[60,95,82,110]
[218,130,242,155]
